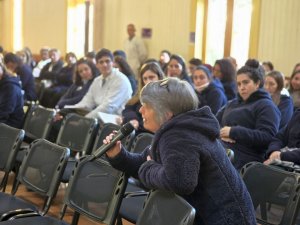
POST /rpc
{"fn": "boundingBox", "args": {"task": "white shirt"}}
[32,58,51,77]
[124,36,148,77]
[70,68,132,118]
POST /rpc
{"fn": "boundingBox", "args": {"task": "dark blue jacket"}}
[221,79,237,101]
[217,89,280,170]
[196,80,227,114]
[56,79,94,109]
[16,64,37,101]
[0,74,24,128]
[266,109,300,164]
[277,94,293,129]
[109,107,256,225]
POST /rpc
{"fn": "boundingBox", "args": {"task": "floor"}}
[0,172,134,225]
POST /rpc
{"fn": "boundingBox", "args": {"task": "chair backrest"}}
[56,113,98,154]
[130,132,154,154]
[22,105,56,140]
[62,157,128,225]
[136,190,195,225]
[15,139,70,214]
[0,123,25,191]
[240,162,300,225]
[92,123,135,154]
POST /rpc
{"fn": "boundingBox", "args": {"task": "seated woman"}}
[213,58,237,101]
[192,65,227,114]
[56,58,99,109]
[104,77,256,225]
[121,62,164,135]
[113,56,137,95]
[288,69,300,110]
[216,59,280,170]
[264,109,300,165]
[0,63,24,128]
[167,54,192,84]
[264,70,293,129]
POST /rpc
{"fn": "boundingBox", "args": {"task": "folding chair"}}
[136,190,195,225]
[0,157,128,225]
[0,124,24,192]
[56,113,98,182]
[240,162,300,225]
[0,139,69,216]
[117,132,154,225]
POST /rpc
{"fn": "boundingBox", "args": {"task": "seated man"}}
[64,48,132,118]
[264,109,300,165]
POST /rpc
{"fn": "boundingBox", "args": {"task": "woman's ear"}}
[166,111,174,120]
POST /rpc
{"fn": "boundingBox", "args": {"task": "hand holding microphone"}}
[91,122,134,160]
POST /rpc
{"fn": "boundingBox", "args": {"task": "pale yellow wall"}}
[0,0,14,51]
[100,0,192,61]
[257,0,300,77]
[23,0,67,54]
[0,1,3,45]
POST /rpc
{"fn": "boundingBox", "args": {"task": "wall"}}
[98,0,192,60]
[257,0,300,77]
[23,0,67,54]
[0,0,14,51]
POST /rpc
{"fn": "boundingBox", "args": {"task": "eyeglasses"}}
[159,78,170,92]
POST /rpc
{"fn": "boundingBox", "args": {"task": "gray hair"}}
[140,77,199,126]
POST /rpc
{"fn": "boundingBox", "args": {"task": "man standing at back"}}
[70,48,132,118]
[124,24,148,78]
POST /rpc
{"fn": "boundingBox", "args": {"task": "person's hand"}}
[116,116,123,125]
[147,155,152,161]
[104,131,122,158]
[54,113,63,122]
[221,137,236,143]
[130,119,139,130]
[220,126,231,138]
[264,151,281,165]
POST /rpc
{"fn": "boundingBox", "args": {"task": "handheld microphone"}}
[91,122,134,159]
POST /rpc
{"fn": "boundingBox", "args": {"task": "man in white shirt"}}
[69,48,132,118]
[124,24,148,79]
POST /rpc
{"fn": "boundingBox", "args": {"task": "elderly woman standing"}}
[105,77,256,225]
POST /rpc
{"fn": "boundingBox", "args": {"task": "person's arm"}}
[229,102,280,151]
[0,85,19,123]
[278,96,293,129]
[138,131,200,195]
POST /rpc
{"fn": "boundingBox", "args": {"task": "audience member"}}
[217,59,280,170]
[288,70,300,110]
[264,70,293,129]
[22,47,36,70]
[113,50,127,60]
[114,56,137,95]
[0,62,24,128]
[105,77,257,225]
[121,62,165,134]
[264,109,300,165]
[32,47,51,77]
[85,51,96,64]
[4,52,37,101]
[39,48,64,81]
[40,52,77,108]
[158,49,171,73]
[56,58,99,109]
[124,24,148,78]
[167,54,192,84]
[188,57,202,75]
[225,56,238,70]
[67,48,132,118]
[213,58,237,100]
[262,61,274,73]
[192,65,227,114]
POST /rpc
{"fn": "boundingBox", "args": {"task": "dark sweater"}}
[266,109,300,164]
[56,79,94,109]
[0,74,24,128]
[196,80,227,114]
[277,94,293,129]
[109,107,256,225]
[217,89,280,169]
[221,79,237,101]
[16,64,37,101]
